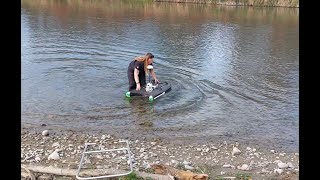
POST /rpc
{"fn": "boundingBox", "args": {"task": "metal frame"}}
[76,140,133,180]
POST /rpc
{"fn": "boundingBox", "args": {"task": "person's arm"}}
[151,69,160,83]
[134,68,141,90]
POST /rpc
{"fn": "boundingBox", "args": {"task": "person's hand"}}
[136,83,141,91]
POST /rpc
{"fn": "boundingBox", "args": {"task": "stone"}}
[274,168,283,174]
[232,147,241,156]
[48,151,60,160]
[184,165,194,170]
[278,162,288,169]
[42,130,49,136]
[238,164,249,171]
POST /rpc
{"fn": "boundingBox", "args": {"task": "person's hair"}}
[134,53,154,74]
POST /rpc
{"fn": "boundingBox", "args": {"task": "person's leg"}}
[128,72,136,91]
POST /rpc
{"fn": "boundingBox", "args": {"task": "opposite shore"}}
[154,0,299,8]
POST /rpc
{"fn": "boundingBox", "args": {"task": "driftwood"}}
[21,165,36,180]
[21,164,171,180]
[151,164,209,180]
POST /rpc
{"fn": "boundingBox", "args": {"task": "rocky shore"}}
[21,127,299,180]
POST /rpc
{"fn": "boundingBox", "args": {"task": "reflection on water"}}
[21,0,299,151]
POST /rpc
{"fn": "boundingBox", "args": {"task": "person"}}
[127,53,160,91]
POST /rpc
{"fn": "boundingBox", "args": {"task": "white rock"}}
[287,162,294,168]
[232,147,241,156]
[211,146,218,150]
[252,148,256,152]
[101,135,106,140]
[139,148,145,153]
[246,147,252,151]
[52,142,60,148]
[35,157,41,162]
[223,164,232,168]
[278,162,288,169]
[183,160,191,165]
[55,148,63,153]
[171,160,178,164]
[48,151,60,160]
[151,142,156,146]
[143,162,151,169]
[196,148,202,152]
[238,164,249,171]
[220,171,226,175]
[274,160,282,164]
[270,150,275,153]
[184,165,194,170]
[261,168,268,174]
[203,148,210,153]
[42,130,49,136]
[274,168,283,174]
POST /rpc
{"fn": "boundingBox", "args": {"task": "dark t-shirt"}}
[127,60,153,87]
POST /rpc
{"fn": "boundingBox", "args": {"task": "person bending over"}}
[127,53,160,91]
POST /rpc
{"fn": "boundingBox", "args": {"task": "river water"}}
[21,0,299,152]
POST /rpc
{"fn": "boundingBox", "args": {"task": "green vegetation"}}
[120,171,144,180]
[235,172,252,180]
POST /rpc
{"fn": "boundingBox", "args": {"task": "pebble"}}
[48,151,60,160]
[184,165,194,170]
[232,147,241,156]
[274,168,283,174]
[52,142,60,148]
[238,164,249,171]
[171,160,178,164]
[183,160,191,165]
[42,130,49,136]
[35,156,41,162]
[278,162,288,169]
[287,162,294,168]
[139,148,145,153]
